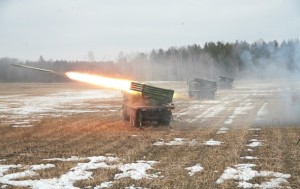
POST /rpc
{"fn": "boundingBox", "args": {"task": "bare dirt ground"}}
[0,80,299,189]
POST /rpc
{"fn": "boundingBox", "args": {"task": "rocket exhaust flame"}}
[65,72,131,92]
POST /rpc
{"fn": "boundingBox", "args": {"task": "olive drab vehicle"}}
[122,82,175,127]
[188,78,217,99]
[218,76,234,89]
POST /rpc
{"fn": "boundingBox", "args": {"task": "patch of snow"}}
[174,104,207,121]
[234,106,254,115]
[0,165,22,177]
[216,130,227,134]
[185,164,204,176]
[216,164,291,188]
[224,119,233,125]
[247,141,262,148]
[2,170,38,180]
[114,160,160,180]
[256,103,268,117]
[153,138,196,146]
[94,181,114,188]
[12,125,34,128]
[249,128,261,131]
[200,106,226,121]
[176,97,241,122]
[0,156,160,188]
[1,184,8,188]
[219,127,229,131]
[0,156,120,189]
[255,103,268,122]
[43,156,87,162]
[189,104,226,123]
[124,185,149,189]
[240,156,258,160]
[0,90,120,128]
[0,159,6,162]
[30,164,55,171]
[0,95,25,99]
[224,105,254,125]
[202,101,221,104]
[203,139,223,146]
[105,153,115,156]
[245,149,254,152]
[217,127,229,134]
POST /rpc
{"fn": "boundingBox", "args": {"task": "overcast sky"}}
[0,0,299,61]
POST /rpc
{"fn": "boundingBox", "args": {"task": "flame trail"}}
[65,72,131,92]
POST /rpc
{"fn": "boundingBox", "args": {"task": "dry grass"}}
[0,82,299,188]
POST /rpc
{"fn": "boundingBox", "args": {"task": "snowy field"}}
[0,80,300,188]
[0,84,122,127]
[1,80,299,128]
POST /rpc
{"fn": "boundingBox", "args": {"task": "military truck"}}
[218,76,234,89]
[188,78,217,99]
[122,82,175,127]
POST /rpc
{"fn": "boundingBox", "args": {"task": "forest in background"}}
[0,39,299,82]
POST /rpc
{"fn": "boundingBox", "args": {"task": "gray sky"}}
[0,0,299,61]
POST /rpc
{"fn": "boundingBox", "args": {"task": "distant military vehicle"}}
[188,78,217,99]
[122,82,175,127]
[218,76,234,89]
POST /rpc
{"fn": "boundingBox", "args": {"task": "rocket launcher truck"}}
[188,78,217,99]
[122,82,175,127]
[218,76,234,89]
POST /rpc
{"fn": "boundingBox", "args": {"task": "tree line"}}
[0,39,299,82]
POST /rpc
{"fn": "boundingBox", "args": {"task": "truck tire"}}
[129,109,136,127]
[130,109,142,127]
[137,110,143,127]
[159,110,171,126]
[122,105,130,121]
[196,92,202,100]
[208,91,215,99]
[159,120,170,126]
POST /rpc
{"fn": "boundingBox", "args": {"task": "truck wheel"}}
[130,109,136,127]
[196,92,201,100]
[131,110,142,127]
[209,91,215,99]
[160,120,170,126]
[123,115,130,121]
[137,110,143,127]
[159,110,171,126]
[122,106,130,121]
